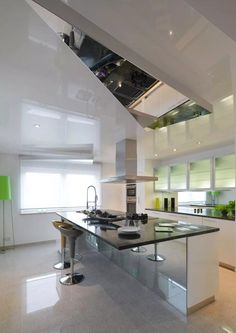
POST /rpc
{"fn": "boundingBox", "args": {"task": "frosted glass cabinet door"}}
[189,159,211,190]
[154,166,169,191]
[215,154,236,189]
[170,164,187,190]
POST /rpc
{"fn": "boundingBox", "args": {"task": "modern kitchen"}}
[0,1,236,333]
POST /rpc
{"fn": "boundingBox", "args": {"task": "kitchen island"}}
[57,211,219,315]
[146,208,236,270]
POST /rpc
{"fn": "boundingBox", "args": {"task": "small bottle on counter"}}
[155,197,160,209]
[164,198,168,210]
[171,198,175,211]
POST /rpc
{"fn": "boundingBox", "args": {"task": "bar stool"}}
[147,243,165,262]
[59,225,84,285]
[52,220,72,270]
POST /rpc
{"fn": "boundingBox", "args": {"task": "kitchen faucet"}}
[86,185,98,211]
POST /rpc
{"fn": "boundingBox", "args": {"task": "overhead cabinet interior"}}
[154,153,236,191]
[215,154,236,189]
[170,163,187,190]
[189,159,211,190]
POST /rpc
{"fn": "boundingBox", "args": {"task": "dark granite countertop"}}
[57,211,219,250]
[146,208,235,221]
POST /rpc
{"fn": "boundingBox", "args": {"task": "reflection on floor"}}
[0,239,235,333]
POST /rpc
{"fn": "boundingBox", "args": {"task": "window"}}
[20,159,101,211]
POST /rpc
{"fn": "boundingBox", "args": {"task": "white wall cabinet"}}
[176,214,202,224]
[202,217,236,270]
[146,210,202,224]
[147,210,236,270]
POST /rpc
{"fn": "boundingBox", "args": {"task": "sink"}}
[82,217,120,230]
[82,216,124,225]
[80,209,125,223]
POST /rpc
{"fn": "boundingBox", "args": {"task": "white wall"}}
[0,154,59,246]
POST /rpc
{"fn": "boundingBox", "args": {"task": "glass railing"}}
[59,28,158,108]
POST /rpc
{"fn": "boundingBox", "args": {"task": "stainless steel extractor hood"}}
[101,139,158,184]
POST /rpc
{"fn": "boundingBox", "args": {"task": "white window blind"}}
[20,159,101,211]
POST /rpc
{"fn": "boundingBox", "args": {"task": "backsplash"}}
[147,190,235,209]
[206,190,235,205]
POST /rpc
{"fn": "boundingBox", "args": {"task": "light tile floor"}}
[0,240,235,333]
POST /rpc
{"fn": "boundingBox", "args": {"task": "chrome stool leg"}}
[54,234,70,270]
[131,246,147,253]
[147,243,165,262]
[59,257,84,285]
[60,232,84,286]
[54,247,70,270]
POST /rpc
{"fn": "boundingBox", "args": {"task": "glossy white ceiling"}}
[31,0,236,161]
[0,0,142,163]
[34,0,236,106]
[0,0,235,165]
[183,0,236,45]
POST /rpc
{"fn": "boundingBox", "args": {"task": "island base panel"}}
[187,233,218,312]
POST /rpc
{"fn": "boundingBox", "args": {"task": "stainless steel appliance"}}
[101,139,158,184]
[126,184,136,197]
[126,184,136,213]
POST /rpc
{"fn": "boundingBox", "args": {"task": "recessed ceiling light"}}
[34,124,40,128]
[154,154,158,157]
[173,148,177,152]
[169,30,173,36]
[197,141,201,145]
